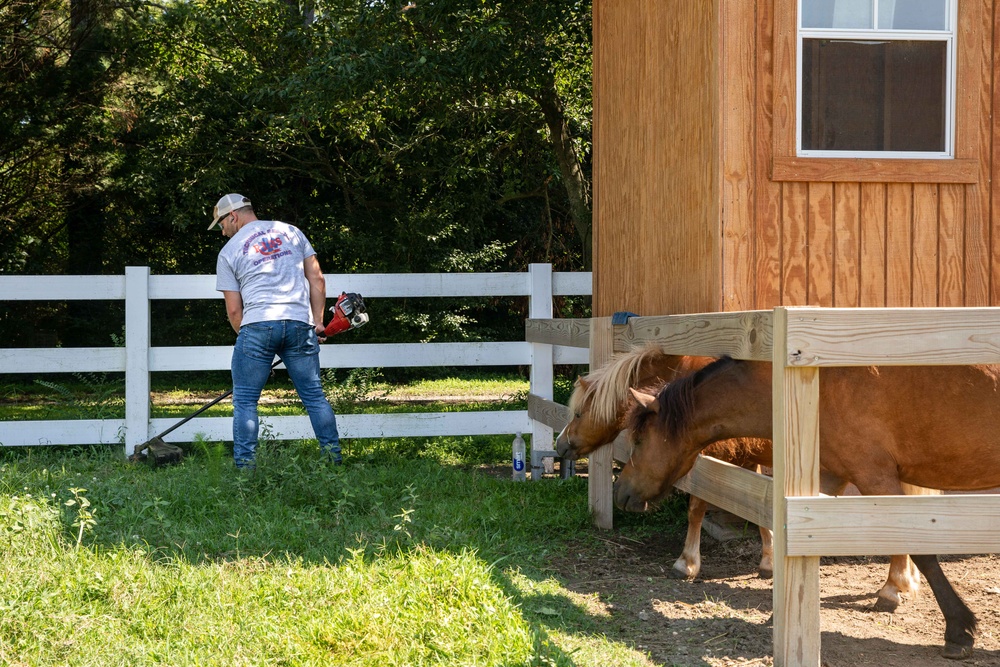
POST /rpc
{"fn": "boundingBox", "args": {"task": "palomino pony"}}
[616,357,1000,659]
[555,345,921,611]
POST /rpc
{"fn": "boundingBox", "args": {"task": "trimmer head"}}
[129,438,184,466]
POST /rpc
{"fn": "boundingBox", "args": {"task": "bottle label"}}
[513,456,525,472]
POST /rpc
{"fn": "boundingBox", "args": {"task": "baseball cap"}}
[208,193,251,230]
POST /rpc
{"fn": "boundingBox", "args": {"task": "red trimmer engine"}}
[323,292,369,337]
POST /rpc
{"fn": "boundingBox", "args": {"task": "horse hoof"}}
[942,641,974,660]
[871,596,900,613]
[669,567,695,580]
[758,568,773,580]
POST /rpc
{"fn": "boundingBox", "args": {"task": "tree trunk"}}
[532,76,592,269]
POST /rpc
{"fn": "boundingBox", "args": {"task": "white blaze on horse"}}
[556,345,922,611]
[617,357,1000,660]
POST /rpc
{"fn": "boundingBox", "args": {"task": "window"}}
[797,0,955,158]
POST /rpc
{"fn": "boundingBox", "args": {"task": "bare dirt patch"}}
[551,528,1000,667]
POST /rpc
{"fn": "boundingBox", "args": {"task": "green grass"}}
[0,448,677,665]
[0,374,677,665]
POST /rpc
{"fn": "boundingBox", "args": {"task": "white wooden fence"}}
[0,264,590,467]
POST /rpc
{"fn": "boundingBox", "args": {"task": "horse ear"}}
[576,376,591,390]
[628,387,658,412]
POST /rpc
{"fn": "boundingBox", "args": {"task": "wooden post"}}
[528,264,555,480]
[772,307,821,667]
[124,266,151,457]
[588,316,614,529]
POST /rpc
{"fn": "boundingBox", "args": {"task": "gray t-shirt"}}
[215,219,317,326]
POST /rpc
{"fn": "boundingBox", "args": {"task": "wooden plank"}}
[885,183,914,307]
[807,182,834,307]
[992,0,1000,306]
[0,348,126,374]
[912,183,939,307]
[771,0,796,158]
[553,346,589,365]
[0,412,534,448]
[785,495,1000,556]
[859,183,887,307]
[525,318,590,348]
[0,275,125,300]
[589,317,615,530]
[552,272,593,296]
[782,307,1000,366]
[772,306,822,667]
[124,267,151,456]
[720,0,756,312]
[527,394,570,431]
[771,158,980,183]
[612,430,631,463]
[782,182,809,305]
[938,184,965,307]
[965,0,991,307]
[613,310,773,360]
[673,455,774,530]
[150,342,534,372]
[0,419,126,447]
[833,183,860,307]
[146,411,534,444]
[149,271,594,300]
[151,273,537,300]
[755,0,782,310]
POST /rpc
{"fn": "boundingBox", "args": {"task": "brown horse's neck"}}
[670,358,774,449]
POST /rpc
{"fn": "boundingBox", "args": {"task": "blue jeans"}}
[231,320,340,467]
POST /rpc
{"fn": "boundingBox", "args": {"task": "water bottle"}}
[512,432,526,481]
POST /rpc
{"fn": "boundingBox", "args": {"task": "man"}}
[210,193,340,468]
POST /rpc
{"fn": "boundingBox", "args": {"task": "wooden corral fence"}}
[0,264,590,468]
[527,307,1000,666]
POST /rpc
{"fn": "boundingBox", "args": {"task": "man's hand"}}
[315,323,328,342]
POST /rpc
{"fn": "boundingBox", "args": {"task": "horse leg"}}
[909,554,977,659]
[672,495,707,578]
[873,484,936,611]
[752,465,773,579]
[757,525,773,579]
[873,555,919,612]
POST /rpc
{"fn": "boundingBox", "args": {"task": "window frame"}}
[772,0,980,183]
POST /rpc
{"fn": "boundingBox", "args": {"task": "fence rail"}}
[0,265,591,461]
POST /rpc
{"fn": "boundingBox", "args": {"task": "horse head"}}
[556,376,627,459]
[613,380,705,512]
[556,345,701,460]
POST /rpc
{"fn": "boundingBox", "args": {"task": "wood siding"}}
[593,0,720,317]
[594,0,999,316]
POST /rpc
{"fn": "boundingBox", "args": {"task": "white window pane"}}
[802,0,873,29]
[878,0,948,30]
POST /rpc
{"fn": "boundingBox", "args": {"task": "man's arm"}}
[304,254,327,333]
[222,290,244,333]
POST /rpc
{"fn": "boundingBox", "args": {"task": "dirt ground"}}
[551,524,1000,667]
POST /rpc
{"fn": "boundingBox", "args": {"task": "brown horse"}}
[555,345,921,611]
[616,357,1000,659]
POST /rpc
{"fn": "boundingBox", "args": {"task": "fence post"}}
[772,307,821,666]
[588,316,614,529]
[528,263,555,480]
[124,266,151,457]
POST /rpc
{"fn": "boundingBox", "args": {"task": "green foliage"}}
[1,0,594,348]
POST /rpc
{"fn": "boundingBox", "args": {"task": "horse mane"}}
[569,343,670,425]
[655,356,738,439]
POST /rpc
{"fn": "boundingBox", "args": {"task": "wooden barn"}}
[592,0,994,317]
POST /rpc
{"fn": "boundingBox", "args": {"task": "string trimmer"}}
[129,292,369,466]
